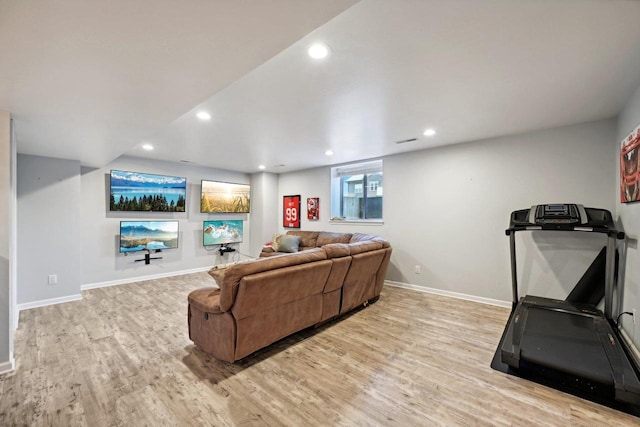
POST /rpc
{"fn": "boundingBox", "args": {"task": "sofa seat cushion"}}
[188,287,223,314]
[317,232,352,246]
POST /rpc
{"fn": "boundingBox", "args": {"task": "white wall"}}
[279,119,616,303]
[0,110,13,372]
[616,84,640,346]
[80,156,253,287]
[17,154,82,305]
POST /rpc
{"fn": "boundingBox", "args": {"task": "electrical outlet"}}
[48,274,57,285]
[415,265,421,274]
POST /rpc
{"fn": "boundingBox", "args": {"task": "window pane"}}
[331,160,382,221]
[364,172,382,219]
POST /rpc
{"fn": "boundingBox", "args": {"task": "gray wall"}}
[616,84,640,347]
[12,119,621,311]
[17,154,82,305]
[249,172,279,257]
[16,154,259,304]
[0,110,13,371]
[80,156,253,287]
[279,119,616,303]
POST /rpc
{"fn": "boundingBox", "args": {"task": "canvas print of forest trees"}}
[110,170,186,212]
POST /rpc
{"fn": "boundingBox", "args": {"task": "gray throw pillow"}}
[275,234,301,253]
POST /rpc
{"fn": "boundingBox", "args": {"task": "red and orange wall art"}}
[621,123,640,203]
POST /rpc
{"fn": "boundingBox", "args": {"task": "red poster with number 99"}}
[283,195,301,228]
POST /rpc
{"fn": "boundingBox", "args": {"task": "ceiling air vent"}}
[395,138,417,144]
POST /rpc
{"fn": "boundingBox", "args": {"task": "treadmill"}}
[492,203,640,410]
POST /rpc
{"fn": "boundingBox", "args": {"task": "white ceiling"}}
[3,0,640,173]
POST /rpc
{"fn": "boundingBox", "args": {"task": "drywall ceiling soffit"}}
[0,0,359,167]
[141,0,640,173]
[4,0,640,174]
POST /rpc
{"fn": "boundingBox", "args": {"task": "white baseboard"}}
[0,358,15,376]
[385,280,511,308]
[81,266,211,291]
[17,294,83,313]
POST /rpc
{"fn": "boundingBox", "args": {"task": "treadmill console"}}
[530,203,587,225]
[506,203,622,237]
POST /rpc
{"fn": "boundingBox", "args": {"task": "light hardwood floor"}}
[1,272,639,426]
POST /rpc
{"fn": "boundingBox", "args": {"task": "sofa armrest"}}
[188,287,225,314]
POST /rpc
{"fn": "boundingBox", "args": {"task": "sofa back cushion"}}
[350,232,390,248]
[286,231,319,249]
[207,261,247,286]
[320,243,352,294]
[317,232,352,246]
[232,259,332,320]
[348,240,383,254]
[324,256,351,293]
[218,248,327,311]
[341,249,387,313]
[322,243,350,258]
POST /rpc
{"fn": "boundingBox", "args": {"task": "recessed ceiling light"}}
[325,150,334,156]
[423,128,437,137]
[142,143,154,151]
[308,43,330,59]
[258,165,266,170]
[197,111,211,121]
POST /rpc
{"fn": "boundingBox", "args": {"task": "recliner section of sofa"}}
[188,231,391,362]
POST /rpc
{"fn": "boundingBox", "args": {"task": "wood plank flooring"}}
[1,272,639,426]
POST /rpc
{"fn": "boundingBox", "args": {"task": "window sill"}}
[329,218,384,226]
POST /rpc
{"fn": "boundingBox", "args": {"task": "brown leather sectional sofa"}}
[187,231,391,362]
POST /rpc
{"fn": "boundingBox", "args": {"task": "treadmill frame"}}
[496,204,640,409]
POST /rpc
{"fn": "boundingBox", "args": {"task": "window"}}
[331,160,383,222]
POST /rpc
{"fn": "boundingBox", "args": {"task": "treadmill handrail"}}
[506,205,624,320]
[506,225,625,239]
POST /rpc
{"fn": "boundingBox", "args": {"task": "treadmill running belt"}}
[519,307,613,386]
